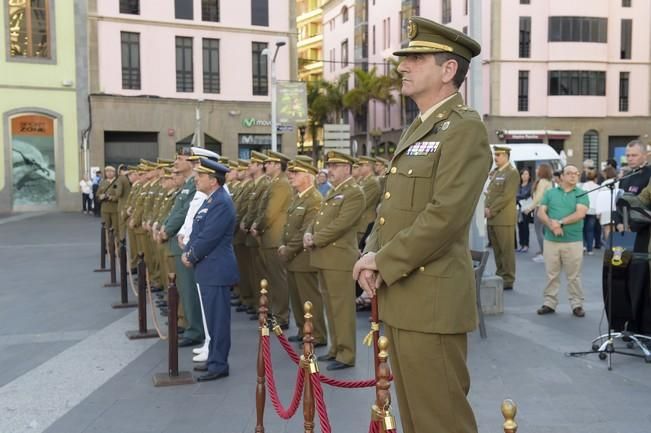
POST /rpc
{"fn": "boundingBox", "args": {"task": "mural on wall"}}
[11,115,56,207]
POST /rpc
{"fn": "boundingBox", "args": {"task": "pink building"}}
[322,0,651,165]
[88,0,297,166]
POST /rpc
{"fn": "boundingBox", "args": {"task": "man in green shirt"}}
[537,164,589,317]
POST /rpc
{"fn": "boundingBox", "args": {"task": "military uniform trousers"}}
[235,244,254,308]
[127,227,139,270]
[385,325,477,433]
[248,243,267,309]
[288,270,326,345]
[174,254,204,342]
[487,225,516,287]
[101,208,119,234]
[317,269,356,365]
[261,248,289,326]
[199,283,231,375]
[158,243,186,328]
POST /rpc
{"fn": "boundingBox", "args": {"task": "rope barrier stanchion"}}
[112,238,136,309]
[93,222,109,272]
[310,373,332,433]
[125,253,158,340]
[255,279,270,433]
[153,274,193,386]
[262,337,305,419]
[501,399,518,433]
[103,228,119,287]
[371,336,398,433]
[301,302,316,433]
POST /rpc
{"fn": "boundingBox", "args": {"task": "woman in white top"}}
[523,163,554,262]
[580,170,600,255]
[79,175,93,214]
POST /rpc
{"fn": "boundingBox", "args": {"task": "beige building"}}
[297,0,325,81]
[88,0,298,168]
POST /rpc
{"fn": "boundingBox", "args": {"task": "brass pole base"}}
[152,371,194,387]
[111,302,137,309]
[125,330,158,340]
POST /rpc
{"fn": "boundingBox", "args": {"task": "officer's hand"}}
[358,269,377,298]
[278,245,287,257]
[303,233,314,248]
[181,254,192,268]
[616,223,625,232]
[484,208,491,218]
[352,252,378,280]
[240,222,247,232]
[250,228,259,237]
[177,235,185,250]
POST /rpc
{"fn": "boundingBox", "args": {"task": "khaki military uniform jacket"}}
[365,93,492,334]
[358,174,381,231]
[243,175,270,248]
[485,164,519,226]
[97,178,120,212]
[309,177,365,271]
[116,175,131,221]
[283,186,322,272]
[256,173,293,248]
[233,179,254,245]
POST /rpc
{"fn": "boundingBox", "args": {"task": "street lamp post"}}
[262,41,286,153]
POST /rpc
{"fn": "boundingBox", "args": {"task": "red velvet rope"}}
[311,373,332,433]
[262,336,305,419]
[275,333,386,388]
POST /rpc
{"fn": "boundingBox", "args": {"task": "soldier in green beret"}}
[353,16,492,433]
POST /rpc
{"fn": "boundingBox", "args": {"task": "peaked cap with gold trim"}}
[394,16,481,61]
[325,150,355,165]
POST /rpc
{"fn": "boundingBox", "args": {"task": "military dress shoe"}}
[317,354,335,362]
[236,305,248,312]
[196,370,229,382]
[572,307,586,317]
[503,286,513,290]
[150,286,163,293]
[326,361,354,371]
[246,307,257,315]
[288,335,303,343]
[130,267,138,275]
[537,305,555,315]
[230,299,242,307]
[178,338,202,348]
[193,363,208,372]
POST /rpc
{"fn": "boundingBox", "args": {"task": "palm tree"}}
[343,66,395,155]
[305,74,351,162]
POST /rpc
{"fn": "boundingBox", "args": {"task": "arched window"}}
[341,6,348,23]
[583,130,599,164]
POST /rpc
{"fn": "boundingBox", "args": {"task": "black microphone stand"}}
[566,167,651,370]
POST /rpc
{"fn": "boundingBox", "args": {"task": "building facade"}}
[0,0,88,212]
[321,0,651,166]
[297,0,325,81]
[88,0,297,169]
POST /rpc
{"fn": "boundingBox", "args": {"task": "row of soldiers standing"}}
[96,146,388,371]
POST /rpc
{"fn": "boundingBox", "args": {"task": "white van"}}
[490,143,562,173]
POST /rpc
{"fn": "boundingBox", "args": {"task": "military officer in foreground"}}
[353,17,492,433]
[182,158,238,382]
[305,150,365,370]
[485,146,519,290]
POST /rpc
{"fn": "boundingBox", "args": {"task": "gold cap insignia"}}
[407,20,418,40]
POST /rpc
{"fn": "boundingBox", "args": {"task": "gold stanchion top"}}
[501,399,518,433]
[260,279,268,294]
[378,336,389,358]
[303,301,313,319]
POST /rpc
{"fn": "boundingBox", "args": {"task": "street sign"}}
[324,124,351,155]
